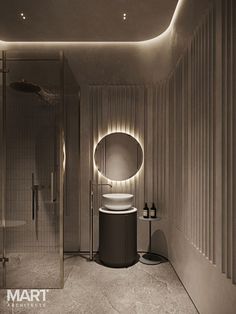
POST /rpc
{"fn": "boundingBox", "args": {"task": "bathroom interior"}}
[0,0,236,313]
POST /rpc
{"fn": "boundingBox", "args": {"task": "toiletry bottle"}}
[150,203,157,218]
[143,203,149,218]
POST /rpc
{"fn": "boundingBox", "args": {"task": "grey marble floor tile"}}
[0,255,198,314]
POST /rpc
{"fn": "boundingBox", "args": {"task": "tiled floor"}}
[0,254,198,314]
[1,253,61,288]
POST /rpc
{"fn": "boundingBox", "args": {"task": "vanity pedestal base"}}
[99,208,137,268]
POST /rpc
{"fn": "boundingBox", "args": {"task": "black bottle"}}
[150,203,157,218]
[143,203,149,218]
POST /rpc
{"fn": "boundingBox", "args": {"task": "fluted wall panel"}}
[164,5,216,262]
[222,0,236,283]
[80,85,170,251]
[162,0,236,293]
[157,3,236,311]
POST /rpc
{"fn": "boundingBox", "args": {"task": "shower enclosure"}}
[0,50,79,288]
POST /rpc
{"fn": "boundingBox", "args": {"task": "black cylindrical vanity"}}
[99,207,137,268]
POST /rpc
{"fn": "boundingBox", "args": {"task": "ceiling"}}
[0,0,178,42]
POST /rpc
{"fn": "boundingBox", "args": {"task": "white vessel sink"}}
[102,193,133,210]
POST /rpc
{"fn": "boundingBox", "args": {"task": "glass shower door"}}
[0,51,6,288]
[0,51,64,288]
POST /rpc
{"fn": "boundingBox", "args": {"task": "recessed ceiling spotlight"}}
[19,12,26,20]
[123,13,127,20]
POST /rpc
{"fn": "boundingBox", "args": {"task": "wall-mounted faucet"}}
[89,180,112,261]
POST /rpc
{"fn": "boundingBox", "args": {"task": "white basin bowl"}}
[102,193,133,210]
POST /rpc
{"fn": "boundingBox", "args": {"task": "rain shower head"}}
[9,79,59,106]
[10,80,41,93]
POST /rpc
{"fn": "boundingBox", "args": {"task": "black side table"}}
[139,216,163,265]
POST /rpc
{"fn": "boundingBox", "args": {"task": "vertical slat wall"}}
[90,85,145,206]
[85,85,169,251]
[149,84,169,218]
[165,0,236,285]
[222,0,236,283]
[166,7,216,262]
[90,86,146,251]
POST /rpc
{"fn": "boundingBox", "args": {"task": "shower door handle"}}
[32,190,35,220]
[32,173,35,220]
[31,173,39,239]
[51,171,55,202]
[35,187,39,240]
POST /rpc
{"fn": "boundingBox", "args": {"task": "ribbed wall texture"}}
[160,0,236,282]
[90,86,145,211]
[80,85,170,252]
[90,85,169,220]
[160,1,236,312]
[165,5,216,262]
[221,0,236,284]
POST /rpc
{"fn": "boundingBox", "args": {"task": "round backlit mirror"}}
[94,132,143,181]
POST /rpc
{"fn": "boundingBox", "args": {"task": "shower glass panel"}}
[0,51,64,288]
[0,53,4,287]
